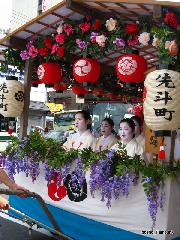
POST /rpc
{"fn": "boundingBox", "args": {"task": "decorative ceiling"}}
[0,0,179,70]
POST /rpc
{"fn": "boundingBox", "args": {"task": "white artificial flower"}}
[152,35,160,47]
[105,18,117,31]
[57,21,63,34]
[165,41,171,49]
[138,32,150,46]
[96,35,107,47]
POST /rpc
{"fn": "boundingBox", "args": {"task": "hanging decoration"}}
[92,88,105,98]
[53,82,68,93]
[143,69,180,131]
[116,54,147,83]
[72,86,88,98]
[31,80,42,87]
[0,76,24,117]
[73,58,100,84]
[37,62,62,86]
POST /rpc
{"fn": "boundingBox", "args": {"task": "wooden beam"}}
[9,36,27,50]
[74,0,180,7]
[19,59,33,139]
[66,0,106,19]
[153,5,162,19]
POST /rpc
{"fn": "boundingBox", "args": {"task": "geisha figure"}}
[94,118,117,152]
[131,115,145,150]
[111,118,144,158]
[63,110,95,151]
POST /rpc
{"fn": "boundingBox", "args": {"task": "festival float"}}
[0,1,180,240]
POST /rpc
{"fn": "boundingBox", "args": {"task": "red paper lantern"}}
[73,58,100,84]
[53,83,68,92]
[31,80,42,87]
[72,86,88,97]
[116,54,147,83]
[92,89,105,98]
[107,93,119,99]
[37,62,62,85]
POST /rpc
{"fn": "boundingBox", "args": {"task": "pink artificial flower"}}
[28,45,38,58]
[51,44,58,54]
[55,34,65,44]
[79,22,90,32]
[63,24,74,35]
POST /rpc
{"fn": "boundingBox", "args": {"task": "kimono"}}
[135,133,145,150]
[63,129,95,151]
[94,134,118,152]
[111,138,144,159]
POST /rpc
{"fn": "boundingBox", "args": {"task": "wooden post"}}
[19,59,32,139]
[169,130,176,167]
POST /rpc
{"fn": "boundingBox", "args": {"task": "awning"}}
[1,0,179,69]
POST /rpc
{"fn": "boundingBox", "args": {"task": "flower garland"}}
[1,132,180,228]
[17,12,180,69]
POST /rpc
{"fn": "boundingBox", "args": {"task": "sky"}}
[0,0,12,38]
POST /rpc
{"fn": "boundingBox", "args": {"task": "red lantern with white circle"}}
[116,54,147,83]
[73,58,100,84]
[37,62,62,85]
[72,86,88,98]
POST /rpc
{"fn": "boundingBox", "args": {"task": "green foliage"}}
[80,147,108,171]
[4,133,180,197]
[0,48,25,73]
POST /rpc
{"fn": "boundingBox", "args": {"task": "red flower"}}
[43,38,53,49]
[63,24,73,35]
[38,47,48,56]
[93,19,101,30]
[55,34,65,44]
[85,15,91,21]
[127,35,138,46]
[56,46,65,57]
[164,12,178,28]
[79,22,90,32]
[125,23,139,34]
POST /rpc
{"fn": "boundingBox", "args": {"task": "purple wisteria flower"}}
[20,50,29,60]
[113,38,125,47]
[74,158,85,187]
[145,179,165,229]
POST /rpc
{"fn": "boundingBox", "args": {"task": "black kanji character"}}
[0,103,8,111]
[0,83,9,93]
[154,91,172,105]
[154,108,175,121]
[156,73,175,88]
[0,94,6,102]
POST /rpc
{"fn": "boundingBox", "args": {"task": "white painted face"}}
[119,122,134,143]
[75,113,88,131]
[101,121,112,137]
